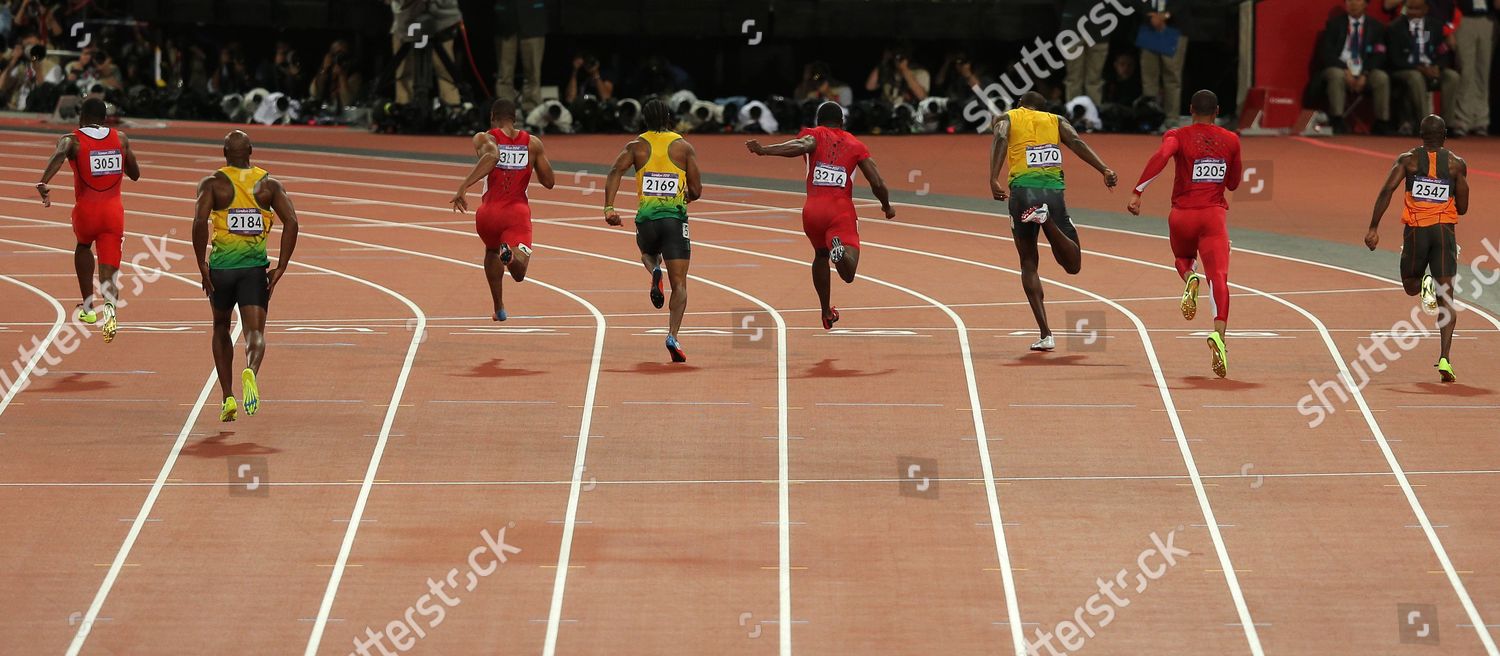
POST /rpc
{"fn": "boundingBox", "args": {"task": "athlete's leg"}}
[504,209,533,282]
[1435,276,1456,361]
[1166,210,1200,281]
[507,245,530,282]
[242,304,268,373]
[641,251,662,273]
[483,247,507,318]
[1197,211,1231,332]
[73,244,95,307]
[834,246,859,283]
[1042,197,1082,275]
[211,305,236,400]
[1013,229,1050,338]
[812,249,833,320]
[663,258,689,338]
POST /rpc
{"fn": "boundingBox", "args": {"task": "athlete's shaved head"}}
[815,101,844,127]
[223,130,252,166]
[1190,90,1218,117]
[1017,91,1046,110]
[79,97,108,126]
[1420,114,1446,145]
[642,99,673,132]
[491,98,517,124]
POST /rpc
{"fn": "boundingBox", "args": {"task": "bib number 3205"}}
[227,208,266,236]
[90,149,123,177]
[1192,158,1227,183]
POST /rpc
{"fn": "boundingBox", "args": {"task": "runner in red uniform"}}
[36,97,140,343]
[1129,90,1242,378]
[451,98,555,321]
[746,101,895,329]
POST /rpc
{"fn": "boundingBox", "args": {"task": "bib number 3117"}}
[496,145,529,171]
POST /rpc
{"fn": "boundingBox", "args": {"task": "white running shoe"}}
[1030,335,1055,351]
[1420,274,1439,316]
[830,236,847,264]
[1020,203,1050,224]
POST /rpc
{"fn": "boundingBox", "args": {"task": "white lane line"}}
[0,273,67,419]
[640,216,1261,656]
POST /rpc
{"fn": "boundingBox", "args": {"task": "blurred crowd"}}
[1,0,1491,137]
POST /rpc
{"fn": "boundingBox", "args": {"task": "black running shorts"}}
[1400,223,1458,280]
[635,217,691,261]
[1008,186,1079,245]
[210,266,270,311]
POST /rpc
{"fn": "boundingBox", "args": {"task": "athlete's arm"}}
[1453,156,1469,216]
[265,177,300,296]
[745,135,815,158]
[1224,136,1243,193]
[603,141,637,226]
[192,175,218,295]
[530,135,556,190]
[1058,119,1117,189]
[451,132,498,213]
[1365,154,1411,250]
[1128,134,1179,216]
[36,134,76,207]
[988,115,1010,200]
[678,140,703,203]
[119,132,141,181]
[857,157,896,220]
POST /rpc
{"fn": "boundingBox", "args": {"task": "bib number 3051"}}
[812,163,848,188]
[90,149,123,177]
[1412,176,1451,203]
[227,208,266,236]
[496,145,529,171]
[1192,158,1227,183]
[642,172,681,197]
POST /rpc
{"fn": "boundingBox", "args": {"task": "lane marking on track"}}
[0,273,66,421]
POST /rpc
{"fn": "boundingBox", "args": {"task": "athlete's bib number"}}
[1192,158,1227,183]
[496,144,529,171]
[89,149,122,177]
[1025,144,1063,168]
[1412,176,1451,203]
[642,172,681,197]
[812,163,848,188]
[227,208,266,236]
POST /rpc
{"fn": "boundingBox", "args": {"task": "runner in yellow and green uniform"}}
[192,130,301,421]
[604,99,703,363]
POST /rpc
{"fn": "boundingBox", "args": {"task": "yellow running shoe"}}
[220,397,238,422]
[1420,275,1439,316]
[1206,331,1228,379]
[1181,273,1202,321]
[242,368,260,416]
[100,302,117,343]
[1436,358,1457,383]
[75,304,98,324]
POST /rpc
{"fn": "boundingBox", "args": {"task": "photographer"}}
[208,43,253,95]
[1,32,60,109]
[309,39,363,106]
[564,51,611,103]
[65,47,121,93]
[390,0,462,107]
[865,45,929,104]
[256,40,304,96]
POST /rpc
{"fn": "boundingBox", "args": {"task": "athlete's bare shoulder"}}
[1448,150,1467,176]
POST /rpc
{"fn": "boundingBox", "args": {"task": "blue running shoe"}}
[665,334,687,362]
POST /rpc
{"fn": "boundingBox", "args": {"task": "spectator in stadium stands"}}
[209,43,254,95]
[390,0,462,107]
[934,51,982,100]
[494,0,546,113]
[1137,0,1191,127]
[1,2,14,48]
[1098,51,1146,131]
[564,50,612,103]
[11,0,60,45]
[309,40,364,107]
[0,31,59,109]
[1317,0,1391,134]
[1061,0,1110,105]
[1451,0,1491,136]
[865,44,929,104]
[626,54,691,98]
[64,47,121,93]
[1388,0,1460,134]
[256,40,304,96]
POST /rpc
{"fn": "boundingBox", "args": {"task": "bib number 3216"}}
[1192,158,1227,183]
[90,149,123,177]
[227,208,266,236]
[812,163,848,188]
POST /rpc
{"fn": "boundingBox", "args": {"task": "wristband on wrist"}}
[603,205,615,214]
